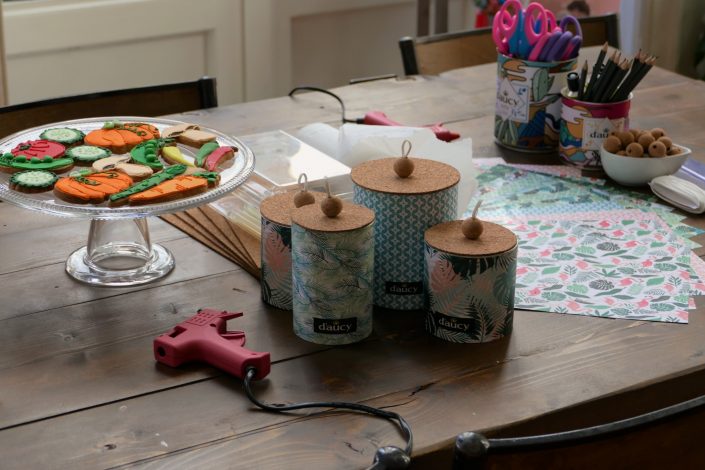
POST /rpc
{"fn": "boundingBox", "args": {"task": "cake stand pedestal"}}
[0,116,255,288]
[66,218,174,286]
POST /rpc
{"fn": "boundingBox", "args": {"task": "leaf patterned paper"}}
[505,216,699,323]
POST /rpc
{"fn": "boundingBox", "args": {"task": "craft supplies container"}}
[495,53,577,152]
[260,189,325,310]
[352,157,459,310]
[424,220,517,343]
[291,201,375,345]
[559,91,632,170]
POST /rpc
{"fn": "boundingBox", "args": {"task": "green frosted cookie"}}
[9,169,58,192]
[66,145,112,164]
[39,128,85,145]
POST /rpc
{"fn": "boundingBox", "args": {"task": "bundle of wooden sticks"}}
[577,43,656,103]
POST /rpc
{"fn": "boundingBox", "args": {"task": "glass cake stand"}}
[0,117,255,287]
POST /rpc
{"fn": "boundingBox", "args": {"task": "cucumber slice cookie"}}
[10,169,58,192]
[67,145,112,164]
[40,128,85,145]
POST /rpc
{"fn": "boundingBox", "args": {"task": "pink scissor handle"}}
[528,32,551,61]
[546,10,558,31]
[523,3,549,44]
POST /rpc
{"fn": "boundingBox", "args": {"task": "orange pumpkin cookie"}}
[124,122,161,140]
[85,129,145,154]
[128,175,209,205]
[54,171,133,204]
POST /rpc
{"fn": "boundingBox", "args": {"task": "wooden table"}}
[2,47,705,469]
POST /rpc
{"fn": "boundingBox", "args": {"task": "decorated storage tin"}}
[352,155,459,310]
[260,189,325,310]
[559,91,632,170]
[424,220,517,343]
[291,200,375,345]
[495,53,577,152]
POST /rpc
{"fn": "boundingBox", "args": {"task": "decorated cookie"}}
[39,128,85,146]
[9,170,58,193]
[162,123,200,139]
[195,141,219,167]
[92,155,131,172]
[203,146,236,171]
[109,164,187,206]
[178,129,217,148]
[85,128,144,154]
[162,146,196,167]
[114,163,153,181]
[11,140,66,159]
[66,145,112,165]
[54,171,133,204]
[123,122,161,140]
[0,152,74,174]
[127,175,210,205]
[190,171,221,187]
[129,139,172,170]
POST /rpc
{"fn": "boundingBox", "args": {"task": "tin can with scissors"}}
[493,0,580,152]
[495,54,577,153]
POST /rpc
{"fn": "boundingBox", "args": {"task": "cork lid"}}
[351,158,460,195]
[425,220,517,256]
[292,201,374,233]
[260,190,326,227]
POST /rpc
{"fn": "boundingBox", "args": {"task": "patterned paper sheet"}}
[504,217,695,323]
[469,164,704,248]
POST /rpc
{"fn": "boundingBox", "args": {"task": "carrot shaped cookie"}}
[127,175,209,205]
[109,164,187,206]
[54,171,133,204]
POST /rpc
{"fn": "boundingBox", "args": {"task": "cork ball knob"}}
[394,139,415,178]
[651,128,666,139]
[628,128,641,139]
[648,140,667,157]
[603,135,622,153]
[293,190,315,208]
[321,196,343,218]
[637,133,655,148]
[658,136,672,151]
[462,200,484,240]
[626,142,644,157]
[394,157,415,178]
[616,131,635,147]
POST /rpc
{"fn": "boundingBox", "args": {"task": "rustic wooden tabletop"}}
[1,47,705,469]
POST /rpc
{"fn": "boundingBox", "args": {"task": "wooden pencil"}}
[590,51,618,102]
[612,51,645,101]
[583,42,609,101]
[604,59,630,102]
[578,60,588,100]
[614,53,655,101]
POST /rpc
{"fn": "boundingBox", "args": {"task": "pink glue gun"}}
[363,111,461,142]
[154,309,271,380]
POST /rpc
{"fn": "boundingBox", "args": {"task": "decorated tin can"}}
[260,189,325,310]
[291,200,375,345]
[424,219,517,343]
[559,91,632,170]
[495,53,577,152]
[352,155,459,310]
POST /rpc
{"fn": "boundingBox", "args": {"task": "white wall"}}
[2,0,476,105]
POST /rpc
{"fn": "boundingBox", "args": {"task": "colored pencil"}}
[578,60,588,100]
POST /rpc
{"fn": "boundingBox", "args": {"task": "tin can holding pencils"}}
[495,53,577,153]
[559,92,632,170]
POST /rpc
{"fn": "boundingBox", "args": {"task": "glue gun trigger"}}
[221,331,246,343]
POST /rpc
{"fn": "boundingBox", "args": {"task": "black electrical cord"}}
[288,86,365,124]
[243,367,413,465]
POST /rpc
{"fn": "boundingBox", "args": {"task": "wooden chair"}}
[400,13,620,76]
[446,393,705,469]
[0,77,217,138]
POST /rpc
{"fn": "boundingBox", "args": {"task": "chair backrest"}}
[400,13,620,76]
[0,77,217,138]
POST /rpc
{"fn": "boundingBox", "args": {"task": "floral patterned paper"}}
[505,217,698,323]
[261,218,293,310]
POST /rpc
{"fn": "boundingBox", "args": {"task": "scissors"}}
[534,15,584,62]
[491,0,524,56]
[518,3,553,58]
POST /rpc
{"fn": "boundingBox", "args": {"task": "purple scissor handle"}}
[559,15,583,37]
[561,35,583,60]
[545,31,573,61]
[536,30,562,61]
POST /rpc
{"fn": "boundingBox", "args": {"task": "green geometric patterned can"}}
[291,201,375,345]
[424,220,517,343]
[352,157,459,311]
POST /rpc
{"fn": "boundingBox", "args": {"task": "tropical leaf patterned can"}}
[495,53,577,153]
[424,220,517,343]
[260,190,326,310]
[291,202,375,345]
[352,158,459,311]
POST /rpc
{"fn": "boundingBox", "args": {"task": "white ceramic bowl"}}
[600,145,691,186]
